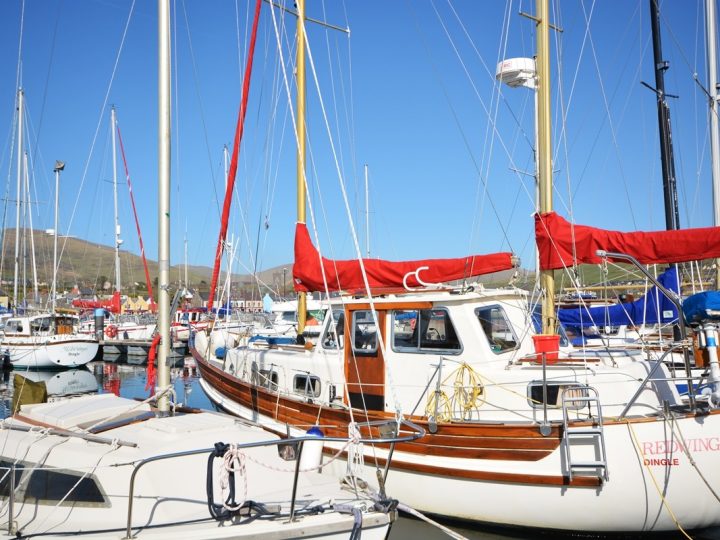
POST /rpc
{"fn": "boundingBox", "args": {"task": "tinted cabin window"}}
[0,461,23,497]
[293,374,321,397]
[351,311,377,355]
[475,306,518,353]
[0,462,106,505]
[25,468,105,504]
[527,382,589,409]
[392,309,461,353]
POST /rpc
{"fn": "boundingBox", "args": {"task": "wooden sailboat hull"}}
[194,347,720,533]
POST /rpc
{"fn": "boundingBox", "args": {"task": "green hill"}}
[0,229,291,300]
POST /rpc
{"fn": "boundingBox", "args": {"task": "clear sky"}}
[0,1,714,284]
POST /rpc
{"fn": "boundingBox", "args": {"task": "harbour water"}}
[3,357,718,540]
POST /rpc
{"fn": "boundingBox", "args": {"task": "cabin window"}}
[475,306,518,353]
[31,317,52,334]
[351,310,377,355]
[5,320,23,333]
[293,374,321,397]
[322,310,345,350]
[25,468,106,505]
[527,382,589,409]
[0,461,107,506]
[0,461,23,497]
[252,369,278,391]
[392,309,461,353]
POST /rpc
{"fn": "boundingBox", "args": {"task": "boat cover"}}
[293,223,516,292]
[682,291,720,322]
[557,266,679,327]
[535,211,720,270]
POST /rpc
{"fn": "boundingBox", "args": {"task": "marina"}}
[3,0,720,538]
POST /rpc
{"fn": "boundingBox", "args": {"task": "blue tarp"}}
[682,291,720,322]
[557,266,679,328]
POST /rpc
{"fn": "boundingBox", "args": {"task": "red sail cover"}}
[293,223,516,292]
[71,291,122,314]
[536,211,720,270]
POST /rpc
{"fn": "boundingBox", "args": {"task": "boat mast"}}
[706,0,720,287]
[649,0,680,231]
[24,153,39,305]
[111,106,122,294]
[51,161,64,312]
[13,89,23,312]
[296,0,307,334]
[536,0,555,334]
[157,0,171,414]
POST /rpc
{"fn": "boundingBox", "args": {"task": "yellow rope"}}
[623,419,692,538]
[426,363,485,421]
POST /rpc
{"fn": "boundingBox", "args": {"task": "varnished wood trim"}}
[345,302,433,312]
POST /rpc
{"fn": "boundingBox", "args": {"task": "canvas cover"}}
[535,211,720,270]
[558,266,679,328]
[293,223,516,292]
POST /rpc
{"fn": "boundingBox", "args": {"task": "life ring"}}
[105,325,118,339]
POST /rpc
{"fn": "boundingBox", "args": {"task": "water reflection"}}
[0,355,205,418]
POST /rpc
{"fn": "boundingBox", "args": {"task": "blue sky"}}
[0,1,714,281]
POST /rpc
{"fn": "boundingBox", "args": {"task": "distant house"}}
[0,290,8,310]
[123,296,150,313]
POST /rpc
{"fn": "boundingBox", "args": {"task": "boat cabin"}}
[3,314,79,337]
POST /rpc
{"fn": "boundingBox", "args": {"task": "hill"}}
[0,229,289,299]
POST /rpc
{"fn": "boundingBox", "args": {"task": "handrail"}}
[124,419,424,538]
[596,250,696,410]
[618,343,683,420]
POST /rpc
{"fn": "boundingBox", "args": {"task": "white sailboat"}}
[0,90,98,370]
[0,2,419,538]
[192,0,720,533]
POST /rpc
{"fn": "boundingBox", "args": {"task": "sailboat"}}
[0,2,419,538]
[75,107,157,353]
[192,0,720,533]
[0,90,98,369]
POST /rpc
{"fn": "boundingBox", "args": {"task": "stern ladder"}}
[561,386,609,482]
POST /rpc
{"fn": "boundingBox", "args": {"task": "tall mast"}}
[649,0,680,231]
[536,0,555,334]
[24,153,38,304]
[51,161,64,312]
[296,0,307,333]
[157,0,172,414]
[706,0,720,287]
[112,106,122,293]
[13,90,23,312]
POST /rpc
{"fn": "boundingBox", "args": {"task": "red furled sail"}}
[206,0,262,313]
[535,211,720,270]
[293,223,516,292]
[72,291,122,314]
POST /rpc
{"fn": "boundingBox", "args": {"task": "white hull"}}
[2,336,98,368]
[0,394,394,539]
[199,378,720,532]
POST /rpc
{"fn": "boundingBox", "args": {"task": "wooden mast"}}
[536,0,555,334]
[296,0,307,333]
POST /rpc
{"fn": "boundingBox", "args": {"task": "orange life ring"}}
[105,325,118,339]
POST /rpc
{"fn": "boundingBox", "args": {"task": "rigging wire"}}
[56,0,136,293]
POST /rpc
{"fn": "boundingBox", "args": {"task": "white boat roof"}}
[327,284,528,307]
[18,393,152,430]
